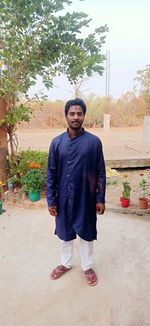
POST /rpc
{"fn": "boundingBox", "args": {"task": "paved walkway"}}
[0,205,150,326]
[0,127,149,325]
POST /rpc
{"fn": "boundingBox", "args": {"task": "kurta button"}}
[68,174,70,177]
[68,161,70,164]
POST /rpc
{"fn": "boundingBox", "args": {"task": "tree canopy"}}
[0,0,108,100]
[0,0,108,160]
[134,65,150,113]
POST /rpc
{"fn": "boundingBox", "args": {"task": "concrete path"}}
[0,205,150,326]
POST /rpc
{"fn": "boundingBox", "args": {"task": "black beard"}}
[69,123,83,130]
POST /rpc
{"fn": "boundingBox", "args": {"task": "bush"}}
[8,150,48,187]
[20,168,45,192]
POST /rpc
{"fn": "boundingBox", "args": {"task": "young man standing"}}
[46,98,106,286]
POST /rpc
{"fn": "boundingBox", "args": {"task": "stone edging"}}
[2,190,150,216]
[106,205,150,216]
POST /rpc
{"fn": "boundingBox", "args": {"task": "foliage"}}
[20,168,45,192]
[106,178,117,186]
[135,65,150,95]
[19,93,147,129]
[106,166,119,177]
[106,166,118,186]
[139,173,148,198]
[0,181,3,199]
[84,94,104,127]
[134,65,150,113]
[0,0,108,158]
[7,175,20,188]
[121,175,131,199]
[0,105,32,127]
[8,150,48,186]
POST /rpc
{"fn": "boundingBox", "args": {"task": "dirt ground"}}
[17,127,147,161]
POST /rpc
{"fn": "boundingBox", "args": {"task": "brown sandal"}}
[50,265,72,280]
[84,268,98,286]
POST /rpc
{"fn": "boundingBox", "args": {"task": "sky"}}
[29,0,150,100]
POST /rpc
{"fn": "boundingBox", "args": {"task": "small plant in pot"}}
[139,173,148,209]
[20,168,45,202]
[120,175,131,208]
[0,181,3,214]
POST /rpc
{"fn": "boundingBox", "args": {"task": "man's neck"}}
[68,127,83,138]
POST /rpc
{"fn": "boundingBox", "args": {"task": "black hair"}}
[64,98,86,116]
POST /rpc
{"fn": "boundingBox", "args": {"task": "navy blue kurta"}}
[46,130,106,241]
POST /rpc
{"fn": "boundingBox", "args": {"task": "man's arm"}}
[96,140,106,214]
[96,203,105,215]
[46,140,58,216]
[48,206,57,217]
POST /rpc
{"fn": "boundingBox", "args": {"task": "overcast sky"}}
[29,0,150,100]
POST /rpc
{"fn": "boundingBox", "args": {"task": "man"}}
[46,98,106,286]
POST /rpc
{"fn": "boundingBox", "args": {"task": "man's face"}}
[66,105,85,130]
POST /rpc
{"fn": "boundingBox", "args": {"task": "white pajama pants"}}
[60,237,94,271]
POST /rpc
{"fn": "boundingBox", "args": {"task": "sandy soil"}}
[16,127,150,163]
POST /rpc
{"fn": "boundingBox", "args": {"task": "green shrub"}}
[122,180,131,199]
[8,150,48,176]
[8,150,48,188]
[20,168,45,192]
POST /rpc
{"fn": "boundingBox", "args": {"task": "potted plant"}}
[120,175,131,208]
[20,168,45,202]
[0,181,3,214]
[7,175,21,190]
[139,173,148,209]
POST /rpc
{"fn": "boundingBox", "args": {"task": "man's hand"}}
[48,206,57,217]
[96,203,105,215]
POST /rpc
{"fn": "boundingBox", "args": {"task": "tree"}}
[0,98,7,182]
[0,0,108,181]
[134,65,150,114]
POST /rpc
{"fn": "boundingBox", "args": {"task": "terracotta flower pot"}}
[139,197,148,209]
[120,197,130,208]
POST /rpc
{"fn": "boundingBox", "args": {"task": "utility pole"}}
[104,50,111,131]
[105,49,110,100]
[143,64,150,143]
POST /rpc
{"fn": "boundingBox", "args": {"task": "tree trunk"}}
[8,129,16,158]
[0,99,8,183]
